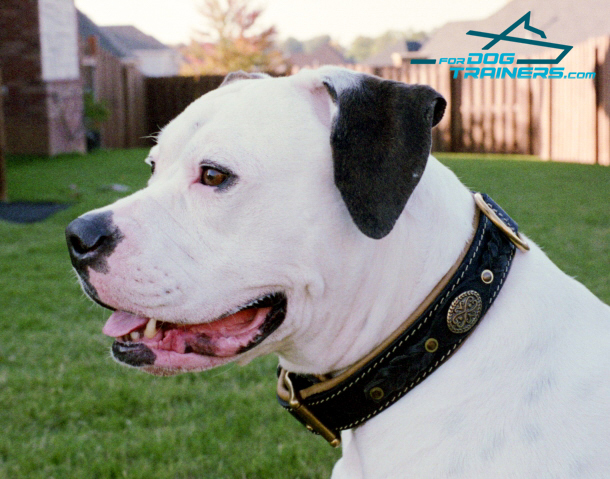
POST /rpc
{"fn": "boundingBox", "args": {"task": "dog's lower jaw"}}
[106,293,287,373]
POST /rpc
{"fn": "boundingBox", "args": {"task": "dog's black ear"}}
[220,70,270,87]
[322,72,446,239]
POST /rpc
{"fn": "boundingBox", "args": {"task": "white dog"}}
[66,67,610,478]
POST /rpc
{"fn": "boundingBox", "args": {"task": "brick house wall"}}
[0,0,85,155]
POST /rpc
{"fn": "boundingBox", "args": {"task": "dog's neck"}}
[278,157,475,375]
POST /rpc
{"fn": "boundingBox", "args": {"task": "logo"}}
[466,11,572,64]
[412,12,595,80]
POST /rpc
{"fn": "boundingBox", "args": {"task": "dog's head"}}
[66,67,445,375]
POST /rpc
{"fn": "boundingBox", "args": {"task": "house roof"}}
[100,26,171,53]
[77,10,171,60]
[289,43,349,68]
[77,10,130,58]
[363,40,423,67]
[419,0,610,59]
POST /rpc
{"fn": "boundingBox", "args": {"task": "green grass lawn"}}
[0,149,608,479]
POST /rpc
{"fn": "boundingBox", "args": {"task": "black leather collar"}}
[277,193,528,447]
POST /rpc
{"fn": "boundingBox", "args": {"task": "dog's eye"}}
[201,167,230,187]
[150,161,156,174]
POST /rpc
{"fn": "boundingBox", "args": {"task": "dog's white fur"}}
[85,67,610,478]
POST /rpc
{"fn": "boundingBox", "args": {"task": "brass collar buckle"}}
[278,369,341,447]
[474,193,530,252]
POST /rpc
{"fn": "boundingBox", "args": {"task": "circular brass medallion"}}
[447,291,483,334]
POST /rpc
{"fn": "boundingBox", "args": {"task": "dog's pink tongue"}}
[103,311,149,337]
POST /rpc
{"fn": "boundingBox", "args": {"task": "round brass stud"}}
[481,269,494,284]
[369,387,385,401]
[447,290,483,334]
[425,338,439,353]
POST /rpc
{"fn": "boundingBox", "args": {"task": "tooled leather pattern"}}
[362,217,513,406]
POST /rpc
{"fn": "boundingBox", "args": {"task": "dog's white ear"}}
[220,70,270,87]
[321,69,446,239]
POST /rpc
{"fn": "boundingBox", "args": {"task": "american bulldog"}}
[66,67,610,478]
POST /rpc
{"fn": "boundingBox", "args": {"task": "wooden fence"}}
[370,63,544,156]
[360,36,610,165]
[142,36,610,166]
[145,75,225,138]
[543,36,610,165]
[82,39,147,149]
[0,68,6,201]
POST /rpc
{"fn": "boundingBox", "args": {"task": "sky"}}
[74,0,509,47]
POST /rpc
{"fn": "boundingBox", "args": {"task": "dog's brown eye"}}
[201,167,229,187]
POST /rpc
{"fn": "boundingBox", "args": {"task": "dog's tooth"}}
[144,318,158,339]
[130,331,141,341]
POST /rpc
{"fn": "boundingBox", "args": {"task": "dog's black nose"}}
[66,212,121,272]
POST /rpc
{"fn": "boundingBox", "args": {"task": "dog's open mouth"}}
[102,292,286,374]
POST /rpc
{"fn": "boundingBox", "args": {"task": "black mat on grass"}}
[0,201,71,224]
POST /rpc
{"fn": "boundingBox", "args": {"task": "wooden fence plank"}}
[493,77,504,152]
[596,37,610,166]
[0,68,6,201]
[548,37,599,163]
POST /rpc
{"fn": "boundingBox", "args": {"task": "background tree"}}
[281,37,304,55]
[302,35,332,54]
[347,29,428,63]
[348,36,376,63]
[182,0,283,75]
[280,35,345,57]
